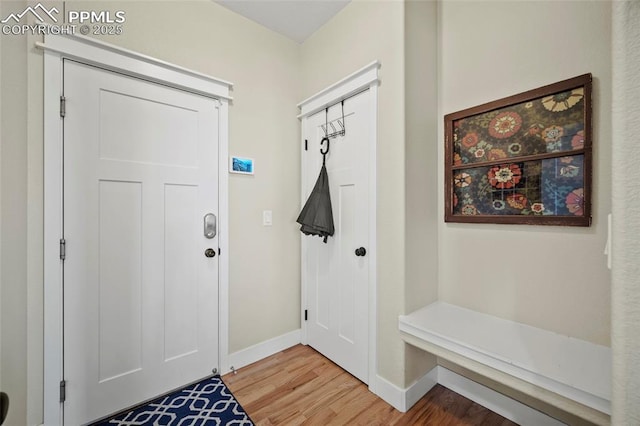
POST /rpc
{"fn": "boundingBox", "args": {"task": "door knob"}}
[355,247,367,257]
[204,248,216,258]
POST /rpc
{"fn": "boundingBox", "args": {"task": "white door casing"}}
[298,62,379,388]
[41,33,232,425]
[63,60,219,424]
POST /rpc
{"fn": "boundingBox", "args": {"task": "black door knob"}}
[355,247,367,257]
[205,248,216,258]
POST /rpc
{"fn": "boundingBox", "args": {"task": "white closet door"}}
[303,90,371,383]
[63,60,220,424]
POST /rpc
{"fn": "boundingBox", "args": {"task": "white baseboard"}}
[373,366,563,425]
[373,375,406,412]
[373,367,438,412]
[436,367,564,426]
[224,329,301,375]
[406,367,438,410]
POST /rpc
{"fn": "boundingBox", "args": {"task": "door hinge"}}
[304,139,308,151]
[218,248,221,256]
[304,309,308,321]
[60,96,66,118]
[59,238,66,261]
[59,380,66,403]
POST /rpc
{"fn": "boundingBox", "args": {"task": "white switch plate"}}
[263,210,272,226]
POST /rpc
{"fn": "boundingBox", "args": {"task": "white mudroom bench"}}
[399,302,611,425]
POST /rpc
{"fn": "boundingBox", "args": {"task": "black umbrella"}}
[297,138,334,243]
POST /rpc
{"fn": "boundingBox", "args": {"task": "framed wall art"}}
[444,74,592,226]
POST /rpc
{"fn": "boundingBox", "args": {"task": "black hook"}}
[320,136,330,166]
[320,137,330,155]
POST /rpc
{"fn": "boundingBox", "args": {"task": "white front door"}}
[63,60,220,425]
[302,91,371,383]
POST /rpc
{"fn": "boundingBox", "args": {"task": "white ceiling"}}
[215,0,351,44]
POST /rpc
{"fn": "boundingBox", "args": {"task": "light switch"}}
[263,210,272,226]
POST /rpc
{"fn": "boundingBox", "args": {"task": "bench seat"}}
[399,302,611,424]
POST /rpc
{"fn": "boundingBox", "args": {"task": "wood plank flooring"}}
[223,344,518,426]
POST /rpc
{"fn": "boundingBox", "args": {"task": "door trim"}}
[41,33,232,425]
[298,61,379,391]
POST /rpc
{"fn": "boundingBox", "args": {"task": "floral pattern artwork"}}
[488,111,522,139]
[542,88,584,112]
[453,88,585,166]
[448,78,589,222]
[488,164,522,189]
[452,155,585,216]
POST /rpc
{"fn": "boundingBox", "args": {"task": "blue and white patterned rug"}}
[92,376,254,426]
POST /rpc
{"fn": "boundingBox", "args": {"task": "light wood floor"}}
[223,344,518,425]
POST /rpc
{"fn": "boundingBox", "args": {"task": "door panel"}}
[98,180,143,382]
[164,184,199,361]
[98,89,199,167]
[63,60,219,425]
[303,91,370,383]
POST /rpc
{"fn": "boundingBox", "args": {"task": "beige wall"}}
[1,2,29,424]
[403,0,439,385]
[438,0,612,346]
[611,1,640,422]
[0,0,4,409]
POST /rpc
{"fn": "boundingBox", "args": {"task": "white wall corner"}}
[373,367,438,413]
[405,367,439,411]
[224,329,301,375]
[373,375,407,412]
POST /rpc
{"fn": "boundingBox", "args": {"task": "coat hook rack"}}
[321,101,346,139]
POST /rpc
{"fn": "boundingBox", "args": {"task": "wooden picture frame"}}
[444,74,592,226]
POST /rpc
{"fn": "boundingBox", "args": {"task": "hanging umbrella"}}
[297,138,334,243]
